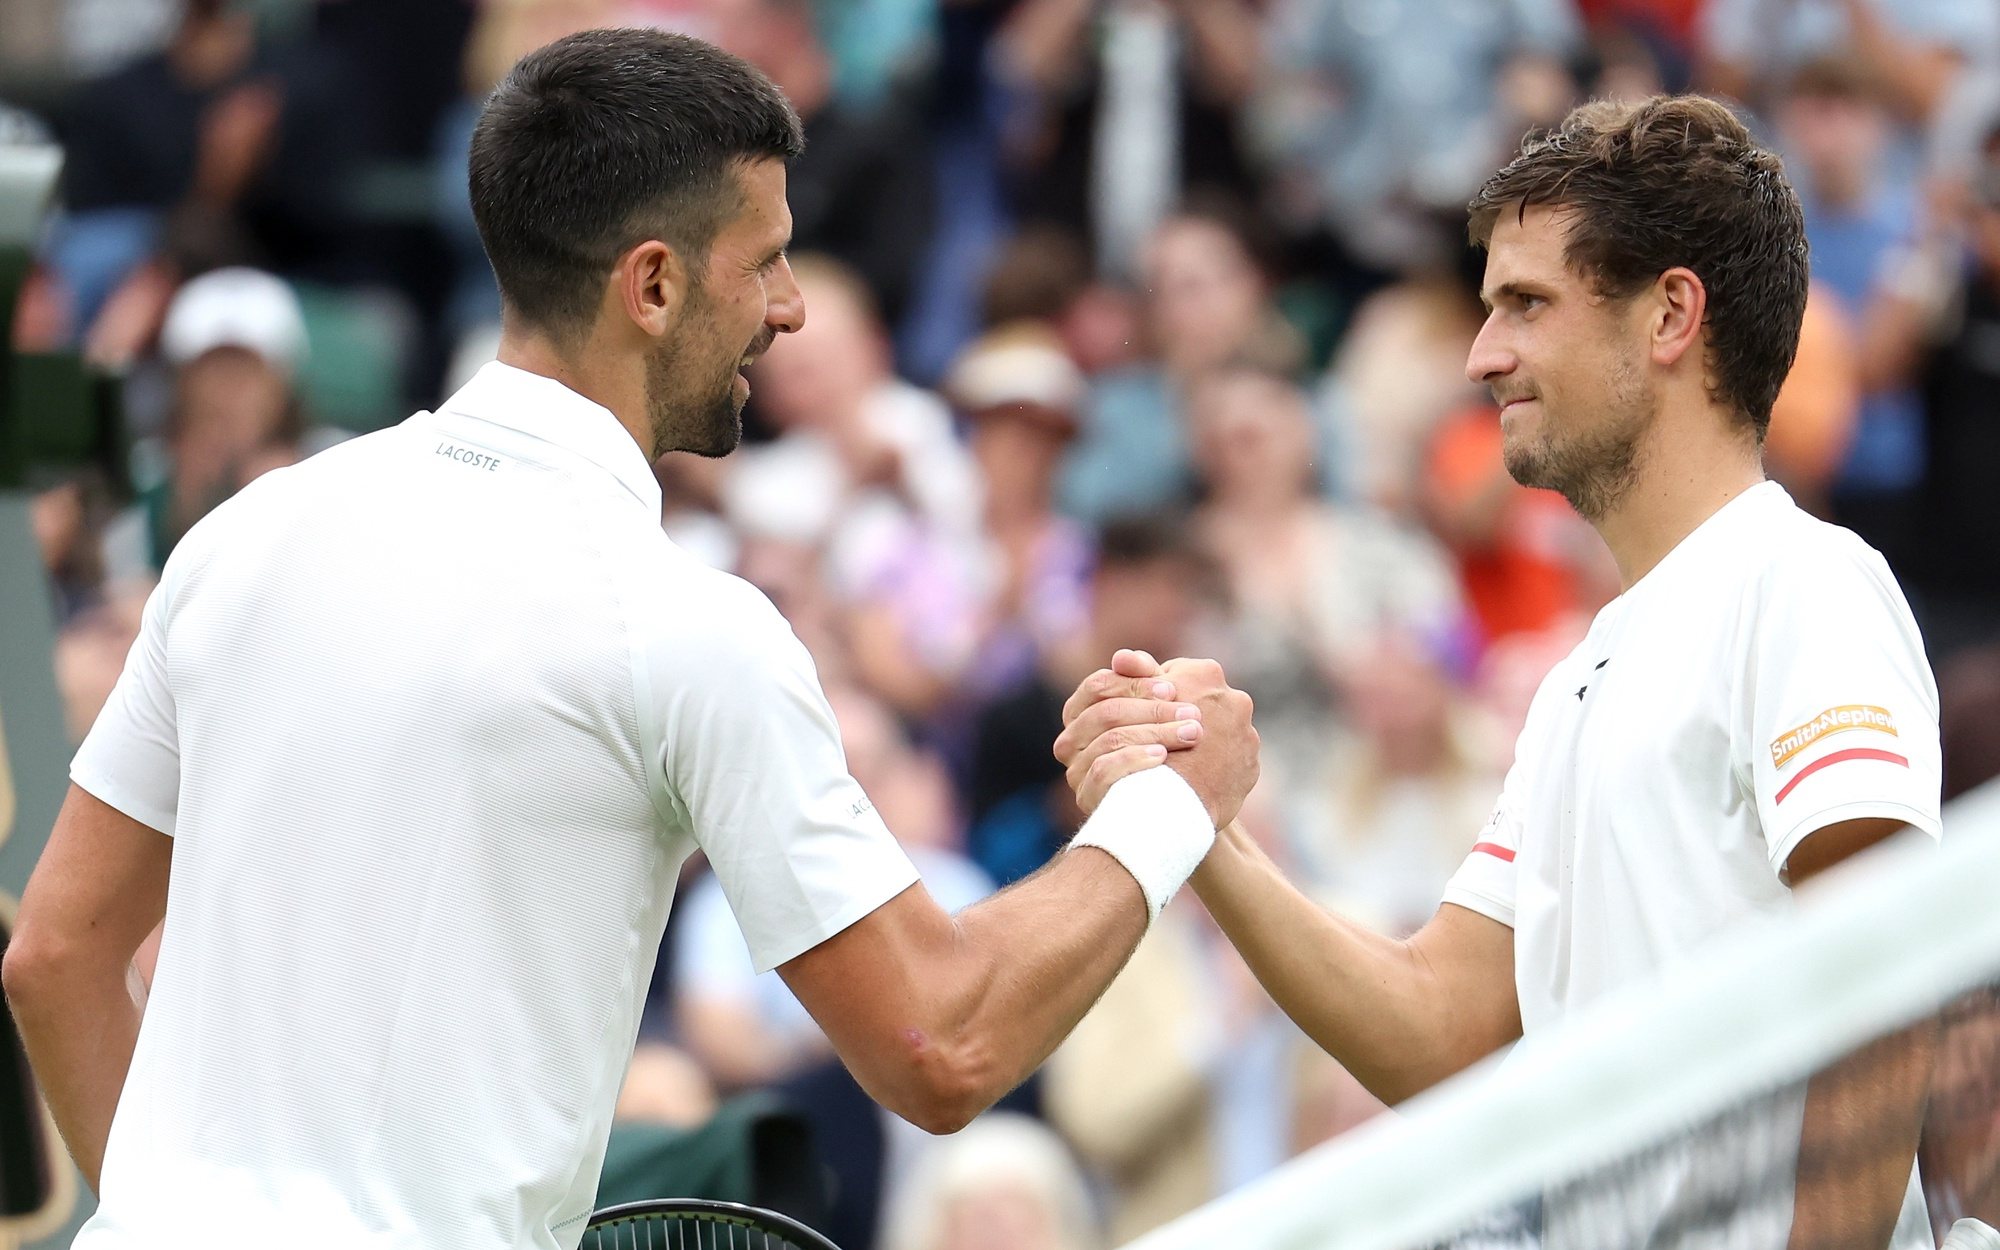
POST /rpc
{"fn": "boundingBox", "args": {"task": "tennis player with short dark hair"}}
[1,29,1258,1250]
[1061,95,1942,1248]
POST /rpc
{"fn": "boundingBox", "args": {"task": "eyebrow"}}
[1479,281,1543,313]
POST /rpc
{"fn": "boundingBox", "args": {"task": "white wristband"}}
[1068,767,1216,923]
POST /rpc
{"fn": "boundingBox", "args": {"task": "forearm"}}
[926,848,1150,1116]
[1842,0,1960,122]
[1174,0,1263,104]
[1191,821,1511,1104]
[4,960,145,1192]
[996,0,1095,92]
[1787,1019,1936,1250]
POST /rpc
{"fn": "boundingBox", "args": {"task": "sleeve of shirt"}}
[69,560,184,836]
[1441,756,1525,928]
[647,572,919,974]
[1741,540,1943,875]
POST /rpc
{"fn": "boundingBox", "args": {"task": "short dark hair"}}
[468,28,804,340]
[1467,95,1809,436]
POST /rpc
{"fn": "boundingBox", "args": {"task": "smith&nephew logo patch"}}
[1770,705,1898,769]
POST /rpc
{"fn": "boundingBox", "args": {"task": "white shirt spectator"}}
[69,362,919,1250]
[1443,482,1941,1248]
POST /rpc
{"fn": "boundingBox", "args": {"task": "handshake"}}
[1051,648,1261,829]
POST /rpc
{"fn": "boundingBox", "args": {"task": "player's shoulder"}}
[623,534,804,666]
[1732,488,1902,599]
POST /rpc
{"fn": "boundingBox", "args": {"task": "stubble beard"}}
[1503,359,1656,524]
[646,343,743,460]
[645,284,764,461]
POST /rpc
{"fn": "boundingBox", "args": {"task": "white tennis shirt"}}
[68,363,926,1249]
[1443,481,1942,1246]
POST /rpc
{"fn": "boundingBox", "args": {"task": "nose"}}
[1465,312,1515,386]
[766,256,805,336]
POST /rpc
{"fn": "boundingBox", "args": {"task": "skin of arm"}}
[1057,650,1521,1105]
[1165,0,1264,105]
[781,654,1258,1135]
[1184,820,1520,1104]
[1786,817,1938,1250]
[2,785,172,1193]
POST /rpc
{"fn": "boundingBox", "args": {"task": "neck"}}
[1591,411,1766,590]
[497,325,653,458]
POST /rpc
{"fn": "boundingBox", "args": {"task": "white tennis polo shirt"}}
[1443,480,1942,1246]
[69,363,921,1250]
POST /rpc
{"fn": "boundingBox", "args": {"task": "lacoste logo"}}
[1770,705,1897,769]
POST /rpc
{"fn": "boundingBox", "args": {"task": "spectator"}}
[1773,57,1931,560]
[995,0,1266,280]
[1907,122,2000,659]
[30,471,117,624]
[728,254,984,721]
[1763,283,1863,513]
[51,580,154,744]
[1420,401,1600,650]
[966,514,1213,887]
[47,0,278,332]
[878,1113,1103,1250]
[1187,364,1465,818]
[1323,272,1489,510]
[1253,0,1580,280]
[113,267,308,573]
[944,323,1094,702]
[1059,203,1308,524]
[1305,637,1504,934]
[708,0,936,333]
[615,1043,719,1129]
[1700,0,1998,125]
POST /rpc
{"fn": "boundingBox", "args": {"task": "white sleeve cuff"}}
[1067,767,1215,923]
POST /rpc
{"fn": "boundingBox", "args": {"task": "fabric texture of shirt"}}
[1442,481,1941,1245]
[68,362,920,1250]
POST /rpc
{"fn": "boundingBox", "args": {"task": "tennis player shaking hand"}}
[2,29,1263,1250]
[1059,95,1944,1250]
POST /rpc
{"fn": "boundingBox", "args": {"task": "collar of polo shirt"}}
[440,362,665,514]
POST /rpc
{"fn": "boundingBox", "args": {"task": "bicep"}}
[15,785,172,968]
[775,881,955,1096]
[1783,816,1917,888]
[1413,902,1522,1060]
[777,881,949,1048]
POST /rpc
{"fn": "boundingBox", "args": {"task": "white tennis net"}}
[1123,780,2000,1250]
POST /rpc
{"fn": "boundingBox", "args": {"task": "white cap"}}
[945,323,1086,419]
[160,267,308,374]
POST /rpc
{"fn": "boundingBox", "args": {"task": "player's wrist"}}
[1067,767,1216,923]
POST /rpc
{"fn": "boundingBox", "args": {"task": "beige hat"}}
[160,267,308,374]
[945,323,1086,429]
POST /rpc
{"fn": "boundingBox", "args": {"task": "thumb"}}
[1112,648,1164,677]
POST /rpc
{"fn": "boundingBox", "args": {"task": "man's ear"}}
[1650,266,1707,368]
[615,240,687,339]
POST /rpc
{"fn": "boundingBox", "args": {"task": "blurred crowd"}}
[10,0,2000,1246]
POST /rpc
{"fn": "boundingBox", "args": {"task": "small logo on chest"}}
[1576,657,1610,701]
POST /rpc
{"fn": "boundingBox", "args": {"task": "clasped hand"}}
[1051,649,1260,827]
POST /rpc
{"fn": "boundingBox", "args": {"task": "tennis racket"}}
[580,1198,842,1250]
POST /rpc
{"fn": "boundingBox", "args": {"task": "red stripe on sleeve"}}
[1774,747,1909,805]
[1472,841,1516,863]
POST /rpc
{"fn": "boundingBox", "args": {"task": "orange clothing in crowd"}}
[1423,405,1581,647]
